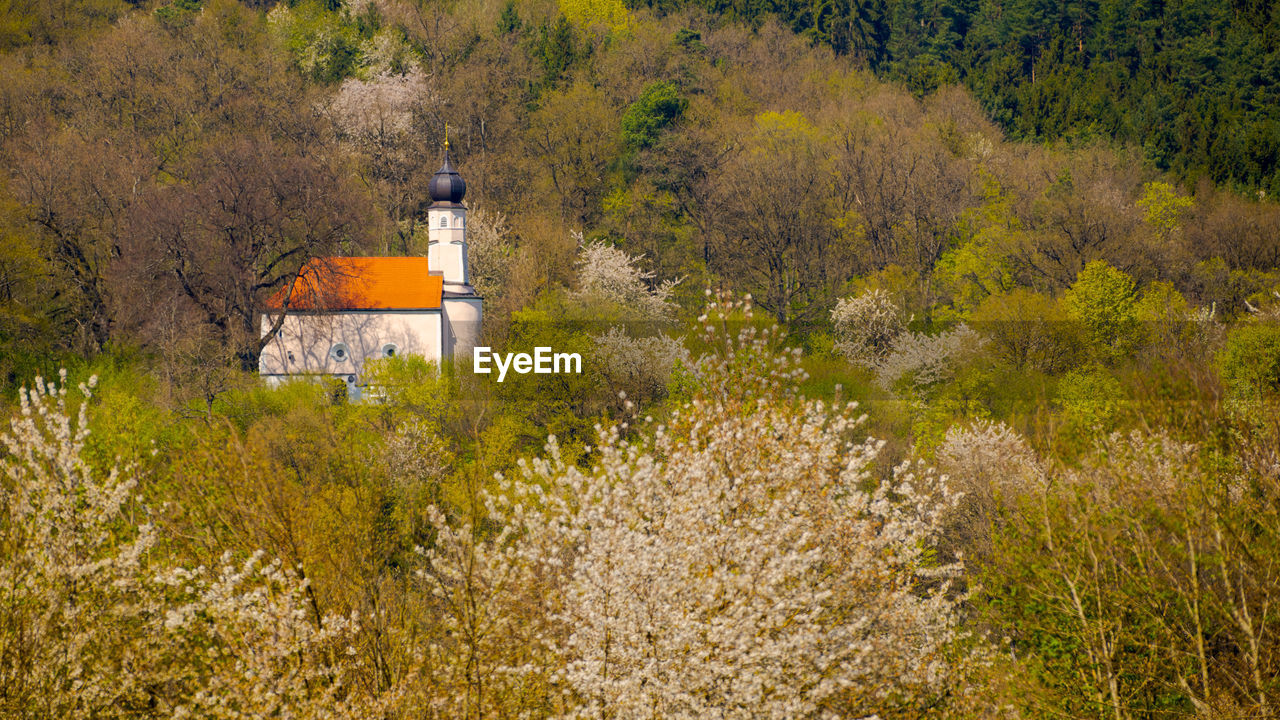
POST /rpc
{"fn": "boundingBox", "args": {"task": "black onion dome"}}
[428,145,466,206]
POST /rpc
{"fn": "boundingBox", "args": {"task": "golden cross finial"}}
[444,124,450,150]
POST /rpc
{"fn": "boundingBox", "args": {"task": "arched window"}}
[440,216,448,228]
[455,216,463,228]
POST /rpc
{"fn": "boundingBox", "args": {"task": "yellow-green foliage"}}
[1137,181,1194,235]
[1057,365,1126,440]
[849,265,924,321]
[1133,280,1207,353]
[559,0,630,34]
[1065,260,1140,361]
[935,177,1019,319]
[267,0,362,83]
[359,354,453,428]
[1218,322,1280,398]
[971,288,1083,373]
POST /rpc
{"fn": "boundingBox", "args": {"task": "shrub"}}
[0,373,378,718]
[932,420,1043,565]
[1057,366,1126,439]
[572,237,680,321]
[971,288,1084,373]
[874,323,985,392]
[831,288,905,364]
[1218,321,1280,397]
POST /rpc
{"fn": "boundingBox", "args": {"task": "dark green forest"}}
[3,0,1280,717]
[654,0,1280,194]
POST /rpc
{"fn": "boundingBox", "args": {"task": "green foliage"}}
[890,54,959,97]
[267,0,366,83]
[560,0,631,34]
[79,361,171,472]
[971,289,1084,373]
[934,176,1020,321]
[627,0,1280,193]
[621,81,687,150]
[0,0,125,48]
[499,294,616,457]
[1065,260,1140,361]
[154,0,203,28]
[1137,181,1194,235]
[496,0,521,35]
[673,27,705,52]
[1218,322,1280,398]
[1057,365,1126,440]
[359,354,451,422]
[530,14,578,87]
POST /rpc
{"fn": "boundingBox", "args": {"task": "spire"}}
[428,138,466,206]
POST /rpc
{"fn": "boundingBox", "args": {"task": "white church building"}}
[259,146,481,394]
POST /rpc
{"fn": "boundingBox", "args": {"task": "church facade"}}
[258,147,481,395]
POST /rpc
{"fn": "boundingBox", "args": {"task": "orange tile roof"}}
[267,257,443,311]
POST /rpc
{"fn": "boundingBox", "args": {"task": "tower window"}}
[440,217,448,228]
[455,216,463,227]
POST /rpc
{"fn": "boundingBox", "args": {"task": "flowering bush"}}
[423,295,974,719]
[327,69,432,140]
[874,323,985,392]
[932,420,1043,563]
[0,372,158,717]
[831,288,905,363]
[465,207,515,301]
[0,373,378,719]
[572,237,680,321]
[591,327,689,407]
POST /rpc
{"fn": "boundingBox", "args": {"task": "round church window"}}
[330,343,349,362]
[382,343,399,358]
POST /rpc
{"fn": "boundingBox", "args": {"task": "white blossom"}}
[591,327,690,405]
[326,69,432,140]
[932,420,1044,563]
[465,207,515,301]
[873,324,985,391]
[832,289,905,363]
[572,236,680,321]
[0,374,384,718]
[424,295,974,719]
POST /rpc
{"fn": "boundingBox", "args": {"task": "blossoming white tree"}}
[572,236,680,321]
[423,295,973,719]
[831,288,905,363]
[0,373,380,719]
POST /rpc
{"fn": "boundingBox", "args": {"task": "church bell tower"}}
[426,141,470,289]
[426,141,482,357]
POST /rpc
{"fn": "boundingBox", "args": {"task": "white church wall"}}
[259,311,444,381]
[443,297,482,359]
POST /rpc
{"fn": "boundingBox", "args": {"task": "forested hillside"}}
[3,0,1280,717]
[642,0,1280,194]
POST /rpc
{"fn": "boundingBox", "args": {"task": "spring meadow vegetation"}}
[3,0,1280,717]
